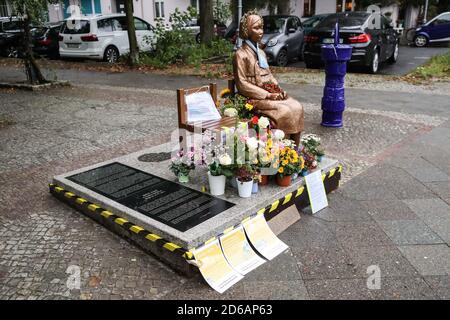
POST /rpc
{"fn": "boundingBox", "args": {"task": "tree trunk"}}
[22,13,46,84]
[277,0,291,14]
[124,0,139,66]
[199,0,214,45]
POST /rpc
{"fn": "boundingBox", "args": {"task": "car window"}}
[263,17,286,34]
[317,13,370,29]
[2,20,21,31]
[111,18,125,31]
[287,17,299,30]
[98,19,113,32]
[134,17,149,31]
[61,20,90,34]
[435,13,450,25]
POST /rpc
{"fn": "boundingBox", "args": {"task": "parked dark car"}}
[32,23,62,59]
[0,17,24,57]
[300,13,331,60]
[414,11,450,47]
[303,11,399,73]
[302,14,331,34]
[261,15,304,66]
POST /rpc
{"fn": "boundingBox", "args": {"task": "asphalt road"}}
[288,44,450,76]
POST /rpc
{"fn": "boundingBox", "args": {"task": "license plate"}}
[67,43,80,48]
[322,38,343,44]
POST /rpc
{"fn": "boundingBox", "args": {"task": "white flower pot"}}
[208,172,226,196]
[236,178,253,198]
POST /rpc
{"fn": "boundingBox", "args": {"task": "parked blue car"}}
[414,11,450,47]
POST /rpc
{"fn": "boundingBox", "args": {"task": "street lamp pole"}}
[236,0,243,48]
[424,0,429,23]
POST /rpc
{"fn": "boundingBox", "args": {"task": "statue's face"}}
[248,15,263,43]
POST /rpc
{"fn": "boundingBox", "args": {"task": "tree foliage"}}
[10,0,59,84]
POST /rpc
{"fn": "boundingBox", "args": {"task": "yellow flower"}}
[299,156,305,170]
[278,167,284,174]
[267,139,273,148]
[220,88,231,98]
[282,160,288,166]
[245,103,253,111]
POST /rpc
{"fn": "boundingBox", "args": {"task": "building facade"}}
[42,0,419,29]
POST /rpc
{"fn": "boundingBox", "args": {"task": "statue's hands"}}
[268,93,280,100]
[280,90,288,100]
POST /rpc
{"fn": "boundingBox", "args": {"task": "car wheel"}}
[367,50,379,74]
[196,33,201,44]
[388,42,399,64]
[275,48,288,67]
[7,46,19,58]
[414,35,428,47]
[104,46,119,63]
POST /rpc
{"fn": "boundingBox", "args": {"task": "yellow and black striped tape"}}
[190,165,342,252]
[49,183,194,260]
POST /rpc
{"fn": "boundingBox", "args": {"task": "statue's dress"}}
[233,43,304,134]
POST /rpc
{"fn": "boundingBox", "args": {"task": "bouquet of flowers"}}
[235,165,255,183]
[261,82,283,94]
[277,146,302,178]
[169,148,196,182]
[301,133,325,159]
[219,88,255,120]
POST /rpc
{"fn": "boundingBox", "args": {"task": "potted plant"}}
[301,133,325,162]
[235,165,254,198]
[207,153,233,196]
[169,149,195,183]
[276,145,301,187]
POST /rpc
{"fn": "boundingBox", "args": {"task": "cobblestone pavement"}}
[0,73,450,299]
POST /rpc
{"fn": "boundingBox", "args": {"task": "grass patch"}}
[408,52,450,80]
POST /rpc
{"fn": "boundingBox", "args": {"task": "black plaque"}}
[67,162,235,232]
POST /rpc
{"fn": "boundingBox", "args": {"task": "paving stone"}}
[400,157,450,183]
[376,220,444,245]
[278,214,339,249]
[310,193,372,222]
[331,221,393,250]
[304,278,374,300]
[242,280,310,300]
[424,181,450,200]
[291,246,359,280]
[398,245,450,276]
[423,276,450,299]
[243,250,302,282]
[366,277,438,300]
[404,198,450,244]
[344,246,420,278]
[361,199,419,221]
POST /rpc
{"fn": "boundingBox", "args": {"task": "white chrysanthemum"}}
[258,116,270,128]
[218,154,232,166]
[223,108,238,117]
[246,137,258,150]
[273,129,285,141]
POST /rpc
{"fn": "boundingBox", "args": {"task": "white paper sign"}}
[219,226,266,275]
[242,214,289,261]
[185,91,222,123]
[304,170,329,214]
[192,239,243,293]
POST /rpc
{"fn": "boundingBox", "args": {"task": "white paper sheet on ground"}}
[192,239,243,293]
[304,169,329,214]
[185,91,222,123]
[219,226,266,275]
[242,214,289,261]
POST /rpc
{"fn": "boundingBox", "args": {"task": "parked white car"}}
[59,14,154,63]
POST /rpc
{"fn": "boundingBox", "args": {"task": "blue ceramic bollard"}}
[320,23,352,127]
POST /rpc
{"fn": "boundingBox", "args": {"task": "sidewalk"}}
[0,66,449,299]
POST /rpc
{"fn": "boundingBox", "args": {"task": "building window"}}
[190,0,198,10]
[0,0,10,17]
[336,0,354,13]
[303,0,315,18]
[155,1,165,18]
